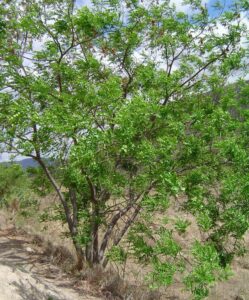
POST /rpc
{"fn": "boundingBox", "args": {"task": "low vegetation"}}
[0,164,38,214]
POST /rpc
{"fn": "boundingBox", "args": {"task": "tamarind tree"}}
[0,0,249,298]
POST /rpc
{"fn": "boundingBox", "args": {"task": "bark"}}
[73,240,84,270]
[113,205,141,246]
[92,205,100,264]
[101,205,141,268]
[99,186,154,265]
[86,176,100,265]
[37,159,73,229]
[84,218,100,266]
[69,188,85,269]
[99,204,133,263]
[37,159,85,269]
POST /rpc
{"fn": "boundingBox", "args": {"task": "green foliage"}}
[0,164,25,199]
[0,164,38,211]
[155,228,182,257]
[184,242,233,300]
[174,218,191,235]
[148,261,177,289]
[106,245,127,263]
[0,0,249,298]
[128,233,154,263]
[27,166,53,196]
[39,203,66,223]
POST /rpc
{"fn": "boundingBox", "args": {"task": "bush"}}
[0,163,38,211]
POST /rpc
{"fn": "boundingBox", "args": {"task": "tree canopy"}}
[0,0,249,298]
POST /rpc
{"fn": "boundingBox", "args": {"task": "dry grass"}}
[2,192,249,300]
[80,266,162,300]
[1,210,161,299]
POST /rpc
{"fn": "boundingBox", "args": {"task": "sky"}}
[207,0,234,16]
[0,0,244,162]
[76,0,92,6]
[75,0,235,14]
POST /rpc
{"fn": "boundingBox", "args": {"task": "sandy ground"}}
[0,227,101,300]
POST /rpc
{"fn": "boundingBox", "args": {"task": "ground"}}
[0,208,249,300]
[0,227,101,300]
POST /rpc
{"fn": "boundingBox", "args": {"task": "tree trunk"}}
[85,219,100,266]
[73,239,84,270]
[37,159,85,269]
[92,205,100,264]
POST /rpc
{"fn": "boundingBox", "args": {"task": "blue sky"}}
[207,0,234,16]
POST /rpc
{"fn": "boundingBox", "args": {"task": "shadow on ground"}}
[0,228,100,300]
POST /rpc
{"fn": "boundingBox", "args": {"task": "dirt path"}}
[0,228,101,300]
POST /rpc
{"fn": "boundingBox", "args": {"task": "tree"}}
[0,0,249,298]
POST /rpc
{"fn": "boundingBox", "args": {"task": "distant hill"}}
[17,158,39,168]
[1,158,39,169]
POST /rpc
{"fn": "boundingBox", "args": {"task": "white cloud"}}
[0,152,27,162]
[75,0,92,8]
[170,0,210,12]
